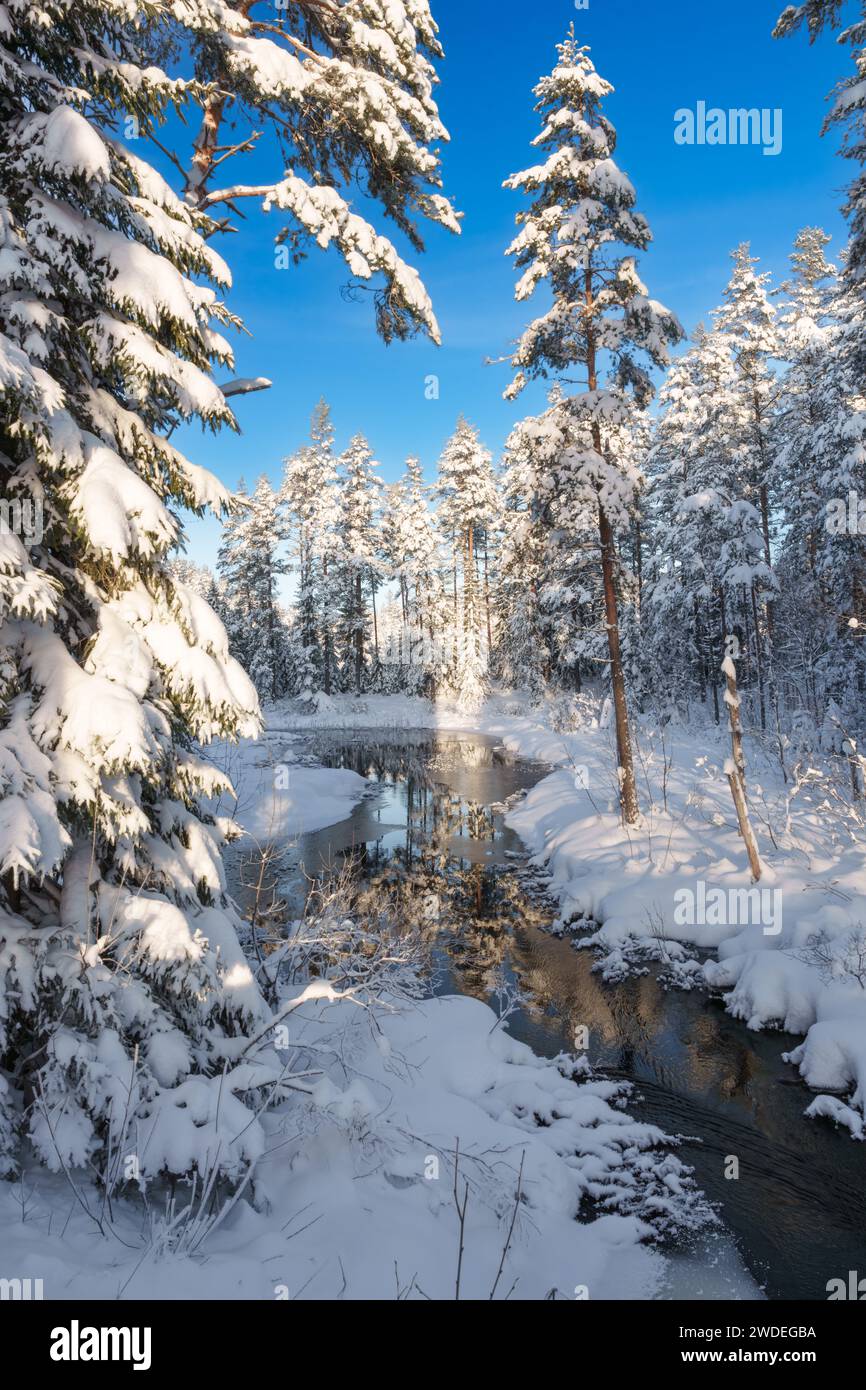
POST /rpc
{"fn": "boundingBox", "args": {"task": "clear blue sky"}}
[172,0,854,568]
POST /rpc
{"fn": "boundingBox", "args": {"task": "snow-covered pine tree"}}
[775,228,838,578]
[435,417,498,707]
[807,269,866,729]
[775,2,866,287]
[497,420,552,695]
[0,0,280,1181]
[771,229,841,717]
[281,399,342,702]
[498,393,603,695]
[645,324,773,723]
[714,247,781,583]
[162,0,461,342]
[701,246,780,736]
[335,433,383,693]
[382,456,446,692]
[217,475,290,702]
[168,555,217,599]
[503,30,682,822]
[643,332,721,715]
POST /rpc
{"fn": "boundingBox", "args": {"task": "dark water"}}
[262,729,866,1302]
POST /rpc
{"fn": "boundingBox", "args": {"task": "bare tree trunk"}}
[723,648,762,881]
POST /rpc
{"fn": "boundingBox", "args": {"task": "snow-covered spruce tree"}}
[808,271,866,728]
[775,228,838,580]
[711,244,782,735]
[497,420,553,695]
[644,250,781,734]
[435,417,499,707]
[775,2,866,288]
[0,1,286,1182]
[714,245,781,584]
[771,229,842,717]
[164,0,460,342]
[281,399,342,701]
[498,392,606,696]
[335,433,383,694]
[645,323,774,724]
[217,475,290,702]
[643,333,722,716]
[167,554,219,610]
[382,456,446,692]
[503,30,682,823]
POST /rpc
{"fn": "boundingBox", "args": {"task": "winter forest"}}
[2,0,866,1328]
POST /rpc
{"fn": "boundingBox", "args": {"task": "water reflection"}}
[270,730,865,1302]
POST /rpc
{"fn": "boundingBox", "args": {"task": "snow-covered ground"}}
[13,687,861,1301]
[209,730,369,842]
[0,984,757,1300]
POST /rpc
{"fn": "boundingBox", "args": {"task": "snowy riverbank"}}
[265,690,866,1140]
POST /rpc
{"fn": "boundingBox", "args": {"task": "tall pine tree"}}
[504,30,682,822]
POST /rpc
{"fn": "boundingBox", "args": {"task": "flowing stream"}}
[252,727,866,1302]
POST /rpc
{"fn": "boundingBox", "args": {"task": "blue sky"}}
[172,0,854,568]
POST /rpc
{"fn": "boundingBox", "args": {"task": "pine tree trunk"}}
[483,536,493,654]
[400,576,411,669]
[586,266,639,826]
[322,556,332,695]
[750,583,767,732]
[372,577,379,668]
[635,519,643,621]
[355,572,363,694]
[757,466,784,766]
[452,532,458,624]
[268,572,277,703]
[599,500,640,825]
[465,525,476,654]
[709,597,721,725]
